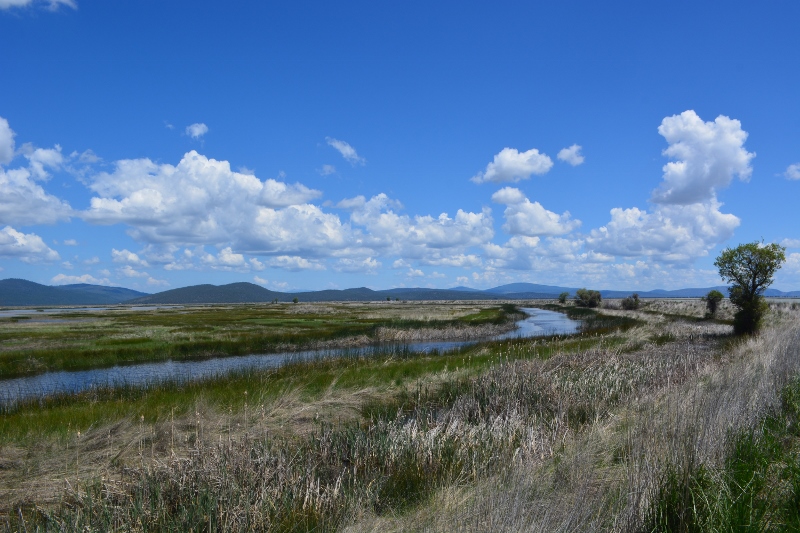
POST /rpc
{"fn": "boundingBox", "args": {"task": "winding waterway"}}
[0,307,580,406]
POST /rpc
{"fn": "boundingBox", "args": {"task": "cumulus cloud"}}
[111,248,149,267]
[0,225,60,262]
[349,194,493,257]
[326,137,365,165]
[185,123,209,139]
[0,118,72,226]
[118,265,149,278]
[333,257,380,273]
[557,144,585,166]
[83,151,336,254]
[471,147,553,184]
[581,111,751,264]
[407,268,424,278]
[51,273,110,286]
[780,238,800,249]
[267,255,325,271]
[20,143,64,180]
[0,167,73,223]
[785,164,800,180]
[63,239,78,246]
[651,110,754,205]
[493,187,581,237]
[0,117,15,165]
[586,201,740,262]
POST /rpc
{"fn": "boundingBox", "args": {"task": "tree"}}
[621,293,640,310]
[714,241,785,335]
[703,290,724,318]
[575,288,602,308]
[292,297,299,304]
[558,291,569,304]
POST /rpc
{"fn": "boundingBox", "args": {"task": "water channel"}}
[0,307,580,407]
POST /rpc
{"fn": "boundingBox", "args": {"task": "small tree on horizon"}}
[704,289,724,318]
[621,293,640,310]
[714,241,785,335]
[558,291,569,304]
[575,288,602,308]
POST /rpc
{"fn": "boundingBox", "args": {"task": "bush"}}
[621,293,640,310]
[703,290,724,318]
[558,292,569,304]
[575,288,602,308]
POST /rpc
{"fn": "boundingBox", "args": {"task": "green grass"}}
[646,376,800,532]
[0,303,517,378]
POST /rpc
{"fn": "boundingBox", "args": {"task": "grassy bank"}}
[0,302,733,531]
[0,302,520,378]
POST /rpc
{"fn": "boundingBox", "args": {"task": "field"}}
[0,301,520,378]
[1,299,799,532]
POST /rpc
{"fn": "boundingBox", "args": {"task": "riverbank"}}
[0,301,521,379]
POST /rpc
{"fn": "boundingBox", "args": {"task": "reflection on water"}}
[0,308,580,406]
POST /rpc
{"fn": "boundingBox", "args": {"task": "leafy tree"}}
[621,293,640,310]
[714,241,786,335]
[558,291,569,304]
[703,290,724,318]
[575,288,602,308]
[292,297,299,304]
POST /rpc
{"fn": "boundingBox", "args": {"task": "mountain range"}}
[2,278,800,307]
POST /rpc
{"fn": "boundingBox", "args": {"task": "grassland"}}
[0,301,520,378]
[2,299,799,532]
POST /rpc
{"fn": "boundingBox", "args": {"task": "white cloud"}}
[249,257,265,271]
[420,254,483,268]
[0,118,72,226]
[334,257,380,273]
[493,187,581,237]
[111,248,149,267]
[471,147,553,184]
[0,167,73,225]
[326,137,365,165]
[557,144,585,166]
[651,110,754,205]
[254,276,269,286]
[0,225,59,262]
[0,0,75,10]
[784,163,800,180]
[210,247,246,268]
[586,201,740,262]
[61,261,73,269]
[781,238,800,249]
[0,117,15,165]
[51,273,110,286]
[318,164,336,176]
[83,256,99,265]
[118,265,149,278]
[185,123,209,139]
[392,258,410,269]
[407,268,424,278]
[267,255,325,271]
[83,151,336,254]
[20,143,64,180]
[146,277,169,287]
[63,239,78,246]
[349,193,493,258]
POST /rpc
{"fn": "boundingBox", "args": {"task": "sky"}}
[1,1,799,293]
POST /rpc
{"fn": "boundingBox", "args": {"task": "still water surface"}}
[0,308,579,406]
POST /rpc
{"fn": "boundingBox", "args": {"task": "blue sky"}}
[1,0,799,293]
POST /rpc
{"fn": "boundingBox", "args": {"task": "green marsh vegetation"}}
[0,301,520,378]
[3,300,800,531]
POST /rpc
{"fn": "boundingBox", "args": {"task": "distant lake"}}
[0,308,580,407]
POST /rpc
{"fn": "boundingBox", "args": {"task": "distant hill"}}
[127,283,283,304]
[4,277,799,307]
[0,279,149,306]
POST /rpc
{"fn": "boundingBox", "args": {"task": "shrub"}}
[703,290,724,318]
[575,288,602,308]
[621,293,640,310]
[558,292,569,304]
